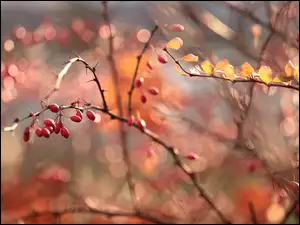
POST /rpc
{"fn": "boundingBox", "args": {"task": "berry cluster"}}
[22,103,97,142]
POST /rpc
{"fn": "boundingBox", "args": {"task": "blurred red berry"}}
[289,181,299,193]
[247,161,258,173]
[295,204,299,216]
[141,95,147,104]
[86,110,96,121]
[60,127,70,139]
[296,33,299,42]
[137,119,146,131]
[168,24,185,32]
[127,115,135,126]
[47,126,54,134]
[49,103,60,113]
[146,60,153,70]
[158,55,168,64]
[23,127,30,142]
[187,153,199,160]
[135,77,144,88]
[70,115,82,123]
[148,87,159,95]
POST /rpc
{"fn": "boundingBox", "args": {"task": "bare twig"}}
[248,202,258,224]
[127,25,159,115]
[5,205,168,224]
[102,1,139,212]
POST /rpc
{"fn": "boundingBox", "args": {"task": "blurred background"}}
[1,1,299,224]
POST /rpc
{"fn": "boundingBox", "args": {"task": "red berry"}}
[44,118,55,128]
[158,55,168,64]
[187,153,199,160]
[35,128,43,137]
[49,103,60,113]
[127,116,135,126]
[70,115,82,123]
[137,119,146,131]
[289,181,299,193]
[29,112,35,117]
[54,121,63,134]
[135,77,144,88]
[23,127,30,142]
[60,127,70,139]
[42,127,51,138]
[141,95,147,104]
[148,87,159,95]
[47,126,54,134]
[296,33,299,42]
[86,110,96,121]
[146,60,153,70]
[76,110,83,119]
[168,24,185,32]
[295,204,299,216]
[247,161,258,173]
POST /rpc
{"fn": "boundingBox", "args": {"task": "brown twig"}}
[5,205,168,224]
[102,1,139,212]
[127,25,159,115]
[248,202,258,224]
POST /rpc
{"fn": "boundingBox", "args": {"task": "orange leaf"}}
[181,54,199,62]
[174,64,188,76]
[240,62,254,78]
[214,59,229,71]
[166,37,183,50]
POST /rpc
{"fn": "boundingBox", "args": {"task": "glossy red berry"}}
[23,127,30,142]
[49,103,60,113]
[42,127,51,138]
[137,119,146,131]
[54,121,63,134]
[76,110,83,119]
[35,128,43,137]
[148,87,159,96]
[70,115,82,123]
[86,110,96,121]
[187,153,199,160]
[44,118,55,128]
[47,126,54,134]
[158,55,168,64]
[135,77,144,88]
[141,95,147,104]
[60,127,70,139]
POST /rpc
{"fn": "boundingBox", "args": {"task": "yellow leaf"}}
[284,61,295,78]
[174,64,188,76]
[277,72,294,82]
[166,37,183,50]
[214,59,229,71]
[181,54,199,62]
[224,64,235,80]
[259,66,272,84]
[272,75,283,83]
[201,60,214,75]
[240,62,254,78]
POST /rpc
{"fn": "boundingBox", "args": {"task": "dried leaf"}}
[166,37,183,50]
[259,66,272,84]
[174,64,188,76]
[201,60,214,75]
[294,69,299,82]
[181,54,199,62]
[284,61,296,78]
[240,62,254,78]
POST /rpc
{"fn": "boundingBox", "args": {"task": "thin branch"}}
[127,25,159,116]
[248,202,258,224]
[163,48,299,91]
[102,1,139,212]
[225,1,299,50]
[279,200,299,224]
[5,205,168,224]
